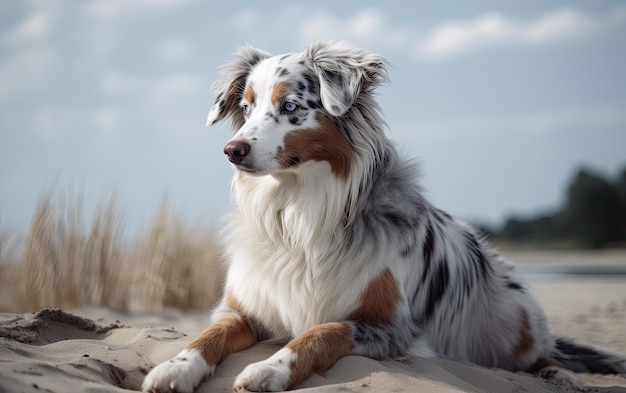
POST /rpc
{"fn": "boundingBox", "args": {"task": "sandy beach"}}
[1,253,625,392]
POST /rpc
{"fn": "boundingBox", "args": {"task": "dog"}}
[142,41,625,392]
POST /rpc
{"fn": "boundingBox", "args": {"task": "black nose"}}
[224,140,250,164]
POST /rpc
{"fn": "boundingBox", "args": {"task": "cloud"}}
[296,8,410,49]
[523,9,594,44]
[415,5,626,60]
[415,12,513,60]
[76,1,197,62]
[3,10,54,44]
[229,7,410,51]
[231,5,626,62]
[83,0,194,18]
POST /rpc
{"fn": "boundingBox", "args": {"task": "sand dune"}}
[1,278,625,393]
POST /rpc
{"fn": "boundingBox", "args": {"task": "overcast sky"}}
[1,0,625,237]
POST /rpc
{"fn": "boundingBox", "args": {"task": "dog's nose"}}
[224,140,250,164]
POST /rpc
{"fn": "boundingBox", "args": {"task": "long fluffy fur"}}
[143,41,625,393]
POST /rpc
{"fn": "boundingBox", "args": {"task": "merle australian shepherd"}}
[143,41,625,392]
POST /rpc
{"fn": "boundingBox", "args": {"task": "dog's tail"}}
[552,337,626,374]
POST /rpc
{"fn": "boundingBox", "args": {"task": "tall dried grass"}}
[0,224,20,312]
[0,191,225,313]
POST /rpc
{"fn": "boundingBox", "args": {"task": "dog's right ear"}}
[306,41,389,117]
[206,45,271,129]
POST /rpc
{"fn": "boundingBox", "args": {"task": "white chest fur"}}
[225,229,373,339]
[222,165,390,339]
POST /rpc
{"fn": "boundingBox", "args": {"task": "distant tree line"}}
[486,166,626,248]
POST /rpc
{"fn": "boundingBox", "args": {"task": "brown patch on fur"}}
[348,268,400,324]
[272,82,290,105]
[244,85,255,105]
[224,83,241,115]
[278,116,352,180]
[224,288,243,311]
[512,309,535,358]
[286,322,353,388]
[186,289,255,366]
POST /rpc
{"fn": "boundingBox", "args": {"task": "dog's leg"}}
[233,267,431,391]
[233,322,353,392]
[233,316,430,392]
[143,306,256,393]
[529,357,585,391]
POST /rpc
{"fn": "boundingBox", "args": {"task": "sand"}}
[1,277,625,393]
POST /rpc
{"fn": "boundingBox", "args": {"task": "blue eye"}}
[284,102,298,112]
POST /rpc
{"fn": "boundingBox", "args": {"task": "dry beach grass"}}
[0,191,225,313]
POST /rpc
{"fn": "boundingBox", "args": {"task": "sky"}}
[1,0,625,237]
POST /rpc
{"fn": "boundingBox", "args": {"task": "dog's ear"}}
[306,41,389,117]
[206,45,272,129]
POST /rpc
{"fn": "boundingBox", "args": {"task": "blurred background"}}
[1,1,625,312]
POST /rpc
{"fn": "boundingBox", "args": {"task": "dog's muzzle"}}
[224,140,250,165]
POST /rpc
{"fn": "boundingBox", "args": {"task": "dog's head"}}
[206,41,388,180]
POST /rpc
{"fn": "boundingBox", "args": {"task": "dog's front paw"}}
[233,348,295,392]
[142,349,213,393]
